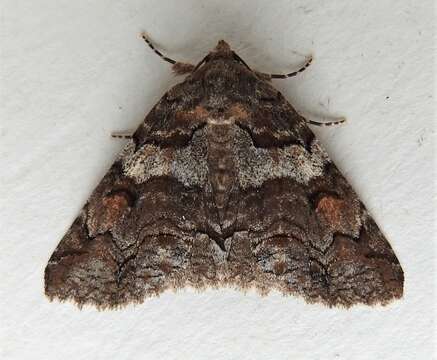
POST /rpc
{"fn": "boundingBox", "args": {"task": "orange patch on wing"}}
[316,196,346,227]
[100,193,130,228]
[226,103,249,120]
[175,105,209,122]
[193,105,209,118]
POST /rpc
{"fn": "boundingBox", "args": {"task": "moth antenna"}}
[141,32,176,64]
[305,117,346,127]
[111,131,134,139]
[266,56,313,79]
[141,32,195,75]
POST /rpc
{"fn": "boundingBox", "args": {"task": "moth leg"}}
[305,117,346,127]
[266,56,313,79]
[141,32,195,75]
[111,131,134,139]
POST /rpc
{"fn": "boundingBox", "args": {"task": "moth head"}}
[214,40,232,54]
[206,40,233,61]
[188,40,252,74]
[202,40,251,70]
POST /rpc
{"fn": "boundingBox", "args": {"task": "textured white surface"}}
[1,1,435,359]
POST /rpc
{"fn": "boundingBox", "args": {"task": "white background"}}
[1,1,435,359]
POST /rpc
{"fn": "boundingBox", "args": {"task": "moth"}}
[45,35,404,308]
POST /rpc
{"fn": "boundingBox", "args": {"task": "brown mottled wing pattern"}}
[45,52,403,308]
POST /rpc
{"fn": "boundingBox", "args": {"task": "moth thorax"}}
[206,121,236,214]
